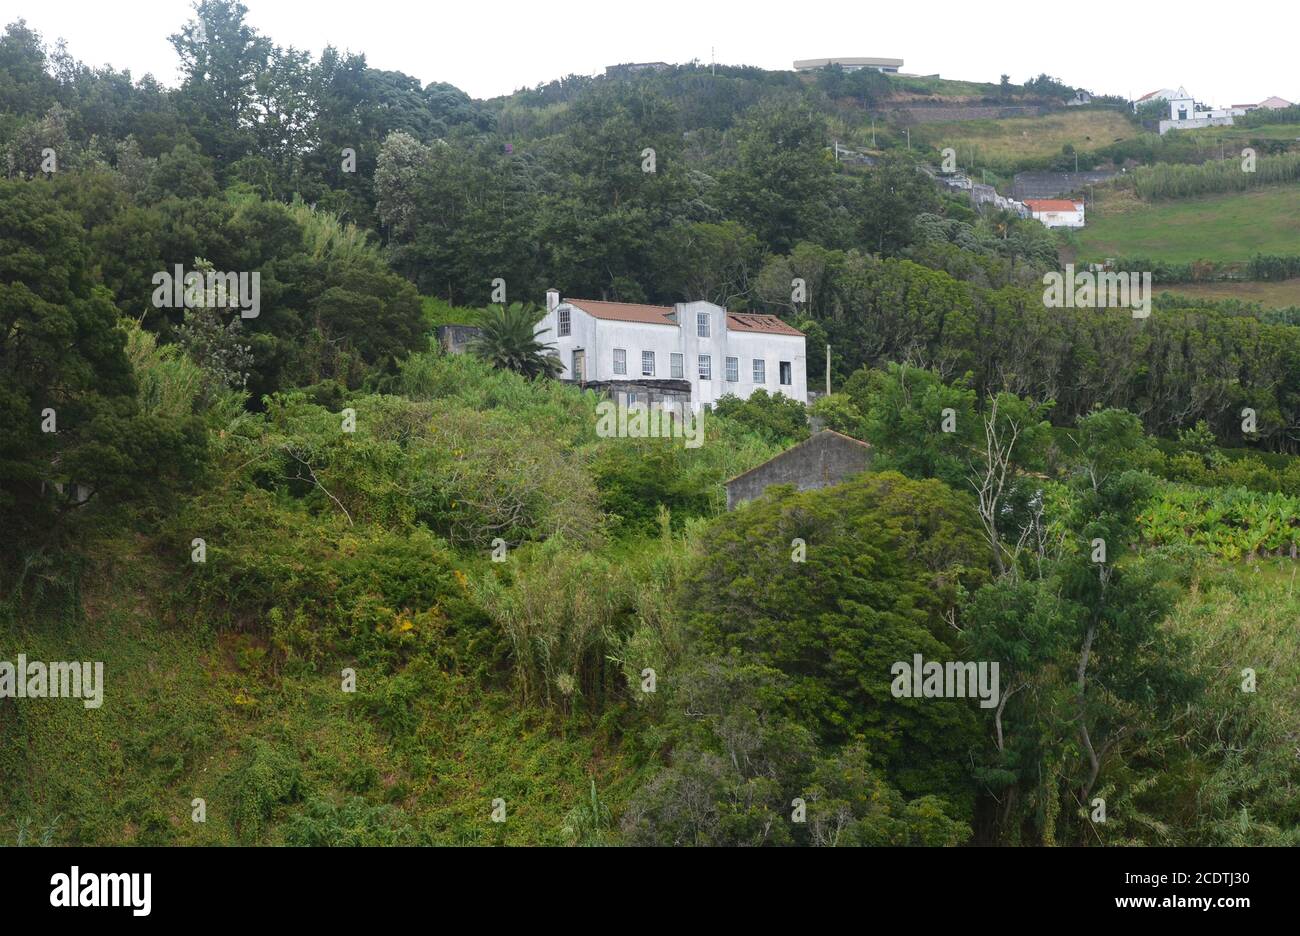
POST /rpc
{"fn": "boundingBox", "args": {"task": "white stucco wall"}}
[1168,95,1194,120]
[1158,115,1234,135]
[1031,207,1085,229]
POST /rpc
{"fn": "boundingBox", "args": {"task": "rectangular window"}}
[626,392,638,405]
[753,359,766,384]
[779,361,792,386]
[697,312,710,338]
[726,356,739,382]
[557,306,570,337]
[698,354,711,380]
[670,352,684,379]
[642,350,655,376]
[613,348,627,375]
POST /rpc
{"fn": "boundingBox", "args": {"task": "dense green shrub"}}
[710,389,810,447]
[680,471,991,804]
[284,796,416,846]
[225,739,304,842]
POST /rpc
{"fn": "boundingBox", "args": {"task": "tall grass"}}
[285,196,380,264]
[1124,153,1300,200]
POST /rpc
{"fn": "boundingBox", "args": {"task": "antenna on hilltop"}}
[711,46,715,76]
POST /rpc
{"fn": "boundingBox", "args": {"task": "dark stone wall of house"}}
[579,378,693,409]
[436,324,482,355]
[725,432,872,509]
[1012,170,1117,200]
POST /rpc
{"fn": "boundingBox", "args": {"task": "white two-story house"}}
[537,290,807,411]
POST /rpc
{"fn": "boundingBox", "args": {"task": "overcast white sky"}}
[7,0,1297,106]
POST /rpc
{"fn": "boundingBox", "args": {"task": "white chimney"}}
[546,288,559,313]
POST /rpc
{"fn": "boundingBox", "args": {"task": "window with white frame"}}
[613,348,627,375]
[779,361,792,385]
[642,350,655,376]
[697,312,710,338]
[698,354,711,380]
[753,359,765,384]
[557,306,570,337]
[725,356,738,382]
[670,352,684,378]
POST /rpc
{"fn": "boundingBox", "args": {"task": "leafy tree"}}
[964,409,1199,844]
[680,471,991,804]
[859,363,979,487]
[710,389,808,446]
[0,180,205,594]
[721,100,833,252]
[856,154,939,255]
[649,220,762,307]
[621,659,971,846]
[0,20,58,119]
[808,393,869,439]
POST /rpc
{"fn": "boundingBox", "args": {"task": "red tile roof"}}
[565,298,676,326]
[1024,199,1083,212]
[564,300,804,337]
[726,313,804,337]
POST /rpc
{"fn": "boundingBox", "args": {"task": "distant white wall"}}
[1031,206,1085,228]
[1158,115,1234,135]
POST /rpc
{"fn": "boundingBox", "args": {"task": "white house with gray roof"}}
[538,289,807,410]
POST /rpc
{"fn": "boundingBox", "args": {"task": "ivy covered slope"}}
[0,328,787,844]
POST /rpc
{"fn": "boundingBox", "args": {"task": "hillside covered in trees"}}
[1,2,1298,847]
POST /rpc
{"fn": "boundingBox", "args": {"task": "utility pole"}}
[711,47,715,76]
[825,344,831,396]
[871,118,876,147]
[906,127,910,149]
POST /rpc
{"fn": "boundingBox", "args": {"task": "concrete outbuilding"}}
[724,429,873,509]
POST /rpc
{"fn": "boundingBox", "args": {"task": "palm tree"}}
[469,302,564,379]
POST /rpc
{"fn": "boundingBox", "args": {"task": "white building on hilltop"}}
[793,56,903,73]
[1153,86,1243,134]
[538,290,807,411]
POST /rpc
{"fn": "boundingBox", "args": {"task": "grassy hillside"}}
[0,343,784,846]
[1153,558,1300,844]
[1163,278,1300,308]
[1073,184,1300,264]
[911,110,1137,171]
[0,551,637,845]
[883,75,1003,99]
[6,2,1300,850]
[1171,122,1300,144]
